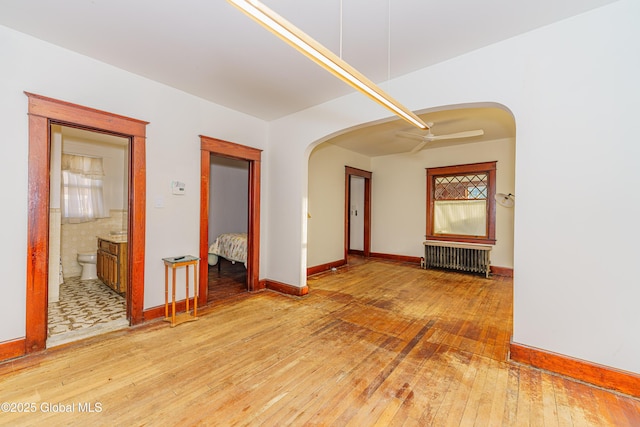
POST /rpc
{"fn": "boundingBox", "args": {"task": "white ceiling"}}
[327,106,516,157]
[0,0,618,156]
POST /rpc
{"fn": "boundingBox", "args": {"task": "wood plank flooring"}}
[207,258,248,304]
[1,257,638,426]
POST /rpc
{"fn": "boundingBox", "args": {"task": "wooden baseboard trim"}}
[144,280,306,320]
[143,298,197,322]
[264,279,309,297]
[370,252,421,264]
[510,342,640,398]
[255,279,267,291]
[143,305,165,322]
[307,259,347,277]
[0,338,26,363]
[490,266,514,277]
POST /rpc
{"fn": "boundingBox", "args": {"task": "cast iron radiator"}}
[423,240,492,278]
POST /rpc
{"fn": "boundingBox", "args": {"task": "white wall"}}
[48,127,63,303]
[370,137,515,268]
[307,143,370,267]
[308,136,515,269]
[0,24,267,343]
[267,0,640,373]
[509,1,640,374]
[209,156,249,243]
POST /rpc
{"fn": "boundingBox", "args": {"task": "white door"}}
[349,176,365,251]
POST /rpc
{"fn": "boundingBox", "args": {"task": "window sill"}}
[426,236,496,245]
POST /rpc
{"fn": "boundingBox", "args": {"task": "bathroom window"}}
[61,154,107,223]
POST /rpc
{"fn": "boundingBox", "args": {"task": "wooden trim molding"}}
[0,339,26,362]
[307,259,347,277]
[199,135,262,300]
[263,280,309,297]
[344,166,372,179]
[370,252,422,264]
[510,342,640,398]
[142,298,197,322]
[490,266,514,277]
[26,92,148,135]
[24,92,147,358]
[143,305,167,322]
[199,150,211,306]
[426,161,497,245]
[201,136,261,162]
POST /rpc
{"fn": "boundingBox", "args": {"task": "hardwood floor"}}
[1,257,638,426]
[207,258,248,304]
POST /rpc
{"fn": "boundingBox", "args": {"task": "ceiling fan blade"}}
[430,129,484,141]
[396,130,427,142]
[410,140,428,154]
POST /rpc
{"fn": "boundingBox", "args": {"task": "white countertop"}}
[98,234,128,244]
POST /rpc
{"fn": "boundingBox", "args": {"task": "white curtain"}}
[434,200,486,236]
[61,154,107,223]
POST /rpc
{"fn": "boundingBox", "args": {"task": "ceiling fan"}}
[397,122,484,153]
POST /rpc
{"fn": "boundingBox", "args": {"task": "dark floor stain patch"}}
[360,319,436,399]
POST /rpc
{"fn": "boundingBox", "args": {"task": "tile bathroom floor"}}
[47,276,128,348]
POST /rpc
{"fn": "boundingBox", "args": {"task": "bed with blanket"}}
[208,232,247,269]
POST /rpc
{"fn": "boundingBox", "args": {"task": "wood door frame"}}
[25,92,148,354]
[199,136,262,302]
[344,166,372,261]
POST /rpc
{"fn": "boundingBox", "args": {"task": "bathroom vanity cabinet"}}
[97,237,127,294]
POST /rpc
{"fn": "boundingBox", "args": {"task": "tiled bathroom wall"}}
[60,209,128,278]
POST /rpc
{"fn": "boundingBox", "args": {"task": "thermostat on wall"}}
[171,180,186,195]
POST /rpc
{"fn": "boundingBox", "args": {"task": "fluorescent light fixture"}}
[227,0,429,130]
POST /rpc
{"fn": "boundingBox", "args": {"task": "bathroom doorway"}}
[25,92,147,355]
[47,125,129,347]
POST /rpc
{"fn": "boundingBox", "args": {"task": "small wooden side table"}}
[162,255,200,327]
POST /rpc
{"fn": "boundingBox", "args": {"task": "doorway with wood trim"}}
[199,136,262,305]
[345,166,371,261]
[25,93,147,355]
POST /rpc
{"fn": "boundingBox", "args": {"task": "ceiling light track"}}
[227,0,429,130]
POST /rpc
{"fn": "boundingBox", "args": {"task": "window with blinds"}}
[426,162,496,244]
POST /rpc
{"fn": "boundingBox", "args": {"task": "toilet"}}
[77,252,98,281]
